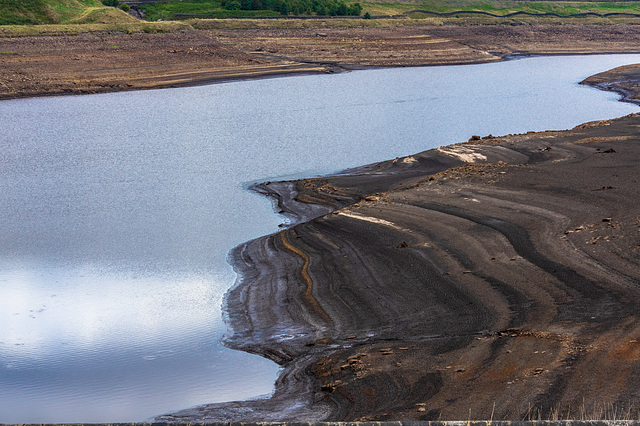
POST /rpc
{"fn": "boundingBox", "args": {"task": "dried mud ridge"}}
[156,70,640,421]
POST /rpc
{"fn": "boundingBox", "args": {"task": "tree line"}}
[221,0,362,16]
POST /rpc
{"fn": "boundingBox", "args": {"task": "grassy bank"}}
[374,0,640,16]
[136,0,640,20]
[0,0,141,24]
[5,0,640,35]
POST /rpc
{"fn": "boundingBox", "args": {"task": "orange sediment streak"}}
[279,230,332,325]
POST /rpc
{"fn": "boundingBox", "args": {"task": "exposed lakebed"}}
[1,54,639,422]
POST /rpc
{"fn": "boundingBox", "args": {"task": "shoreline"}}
[3,18,640,421]
[582,64,640,106]
[158,65,640,421]
[6,50,640,103]
[4,50,640,103]
[5,24,640,100]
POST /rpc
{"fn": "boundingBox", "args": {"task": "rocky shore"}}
[156,67,640,421]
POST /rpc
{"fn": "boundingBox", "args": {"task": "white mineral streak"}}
[337,211,403,231]
[437,145,487,162]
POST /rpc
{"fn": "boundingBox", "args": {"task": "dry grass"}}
[70,7,139,24]
[0,21,193,36]
[522,402,640,421]
[4,12,640,36]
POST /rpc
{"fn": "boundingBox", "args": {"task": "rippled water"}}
[1,54,639,423]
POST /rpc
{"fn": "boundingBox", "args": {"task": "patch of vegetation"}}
[71,7,139,23]
[187,16,436,28]
[0,21,192,36]
[362,0,640,17]
[139,0,362,19]
[220,0,363,16]
[0,0,109,24]
[140,1,281,19]
[4,0,640,29]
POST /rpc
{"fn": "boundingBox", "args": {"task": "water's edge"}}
[156,64,640,421]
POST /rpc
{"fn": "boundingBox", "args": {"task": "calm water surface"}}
[1,54,639,422]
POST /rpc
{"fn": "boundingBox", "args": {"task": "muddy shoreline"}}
[5,24,640,100]
[5,21,640,419]
[155,66,640,421]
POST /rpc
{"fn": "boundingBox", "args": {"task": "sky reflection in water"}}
[1,54,640,422]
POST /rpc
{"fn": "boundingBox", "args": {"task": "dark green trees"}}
[221,0,362,15]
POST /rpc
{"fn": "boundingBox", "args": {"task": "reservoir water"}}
[1,54,639,423]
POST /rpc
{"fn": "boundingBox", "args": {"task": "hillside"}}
[0,0,137,25]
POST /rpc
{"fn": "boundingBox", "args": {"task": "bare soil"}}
[4,23,640,99]
[157,68,640,422]
[5,22,640,421]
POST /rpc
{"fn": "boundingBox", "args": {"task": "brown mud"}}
[584,64,640,105]
[156,67,640,421]
[4,19,640,420]
[4,24,640,100]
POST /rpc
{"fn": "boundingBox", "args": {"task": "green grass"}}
[139,0,281,20]
[145,3,277,19]
[3,0,640,30]
[363,0,640,17]
[138,0,364,20]
[0,0,145,25]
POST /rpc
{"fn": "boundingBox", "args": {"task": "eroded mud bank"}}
[158,68,640,422]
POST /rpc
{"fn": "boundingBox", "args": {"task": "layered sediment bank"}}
[4,24,640,100]
[157,67,640,421]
